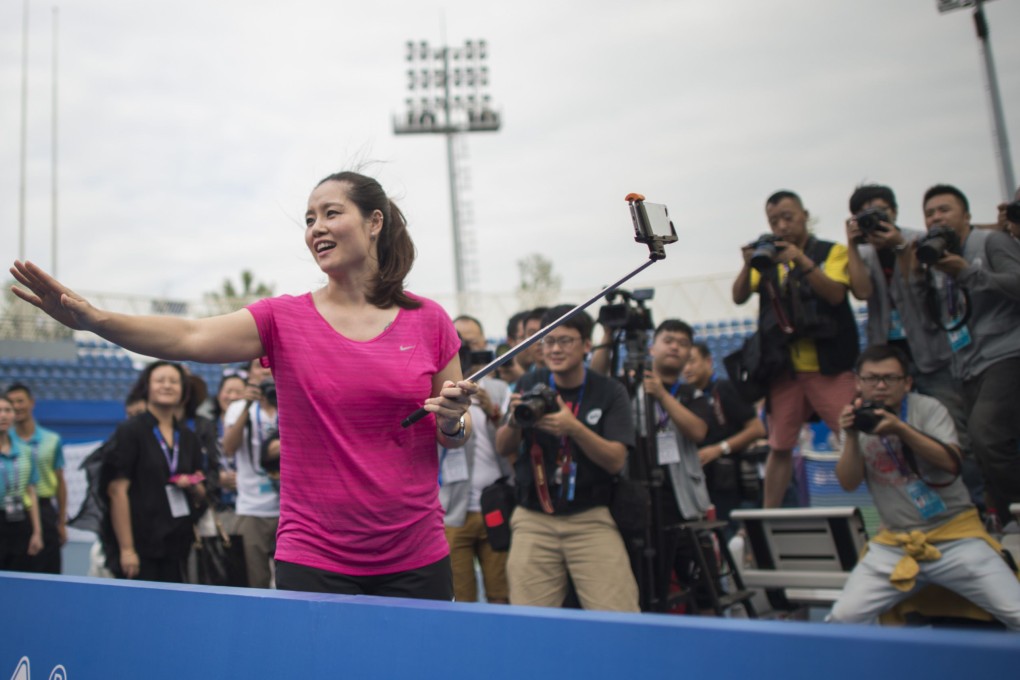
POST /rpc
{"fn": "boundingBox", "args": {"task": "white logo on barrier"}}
[8,657,67,680]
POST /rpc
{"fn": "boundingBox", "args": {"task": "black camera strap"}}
[762,277,794,335]
[898,439,961,489]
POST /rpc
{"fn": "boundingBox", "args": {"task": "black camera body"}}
[748,234,787,272]
[598,288,654,333]
[513,384,559,428]
[852,399,891,434]
[1005,200,1020,225]
[916,226,962,266]
[259,378,278,408]
[854,207,891,244]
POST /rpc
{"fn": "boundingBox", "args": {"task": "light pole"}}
[937,0,1015,200]
[394,39,501,314]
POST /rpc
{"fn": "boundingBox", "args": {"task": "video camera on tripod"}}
[598,288,655,335]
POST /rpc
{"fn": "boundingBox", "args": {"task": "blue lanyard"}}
[656,381,683,430]
[548,369,587,424]
[548,370,586,502]
[152,426,180,476]
[254,403,265,450]
[878,398,911,477]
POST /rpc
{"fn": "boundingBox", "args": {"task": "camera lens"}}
[916,237,947,265]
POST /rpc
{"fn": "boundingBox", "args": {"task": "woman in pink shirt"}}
[10,171,476,600]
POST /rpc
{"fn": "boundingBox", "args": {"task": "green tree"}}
[516,253,561,310]
[204,270,274,314]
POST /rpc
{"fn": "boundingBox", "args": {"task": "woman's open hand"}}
[10,260,101,332]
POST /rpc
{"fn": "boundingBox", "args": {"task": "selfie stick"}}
[401,193,676,428]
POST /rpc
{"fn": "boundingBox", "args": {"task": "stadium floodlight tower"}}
[936,0,1014,200]
[393,38,501,315]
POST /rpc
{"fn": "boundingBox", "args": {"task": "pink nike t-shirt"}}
[247,292,459,576]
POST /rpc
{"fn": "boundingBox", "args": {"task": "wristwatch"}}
[440,415,467,440]
[719,440,732,456]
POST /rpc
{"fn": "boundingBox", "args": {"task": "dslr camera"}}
[916,226,962,266]
[747,234,787,272]
[259,378,278,408]
[852,399,891,434]
[854,207,891,244]
[513,384,559,428]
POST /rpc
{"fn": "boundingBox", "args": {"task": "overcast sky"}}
[2,1,1018,326]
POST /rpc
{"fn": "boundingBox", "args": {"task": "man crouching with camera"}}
[828,345,1020,630]
[495,305,639,611]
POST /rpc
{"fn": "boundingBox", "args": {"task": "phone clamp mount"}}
[401,193,678,428]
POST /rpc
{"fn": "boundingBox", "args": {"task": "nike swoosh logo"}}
[400,345,416,351]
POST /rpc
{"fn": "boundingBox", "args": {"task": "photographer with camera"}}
[917,184,1020,529]
[731,190,859,508]
[828,346,1020,629]
[844,185,977,497]
[222,357,279,588]
[438,316,513,604]
[495,306,639,611]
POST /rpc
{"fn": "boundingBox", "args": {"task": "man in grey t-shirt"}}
[828,345,1020,630]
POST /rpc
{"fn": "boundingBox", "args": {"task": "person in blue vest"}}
[6,383,65,574]
[0,393,43,571]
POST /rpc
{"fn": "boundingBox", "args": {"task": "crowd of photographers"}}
[2,180,1018,628]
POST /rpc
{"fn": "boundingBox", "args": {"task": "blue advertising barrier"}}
[1,573,1018,679]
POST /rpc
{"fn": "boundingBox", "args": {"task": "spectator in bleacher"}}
[0,394,44,571]
[6,383,66,574]
[496,306,639,611]
[210,371,246,533]
[731,190,859,508]
[916,184,1020,530]
[222,358,280,588]
[10,171,475,599]
[102,361,206,582]
[440,316,513,603]
[829,345,1020,630]
[682,342,767,533]
[844,185,976,500]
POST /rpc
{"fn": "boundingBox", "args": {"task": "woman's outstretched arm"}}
[11,260,264,364]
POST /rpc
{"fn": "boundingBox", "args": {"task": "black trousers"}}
[0,514,32,572]
[275,555,453,601]
[114,555,187,583]
[964,357,1020,519]
[26,498,61,574]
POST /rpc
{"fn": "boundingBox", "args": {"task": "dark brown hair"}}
[316,171,421,310]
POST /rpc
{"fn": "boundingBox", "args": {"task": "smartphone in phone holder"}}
[401,193,679,428]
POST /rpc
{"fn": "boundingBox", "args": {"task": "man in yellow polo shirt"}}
[732,191,859,508]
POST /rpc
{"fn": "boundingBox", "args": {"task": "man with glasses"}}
[845,184,981,510]
[496,305,639,611]
[828,345,1020,629]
